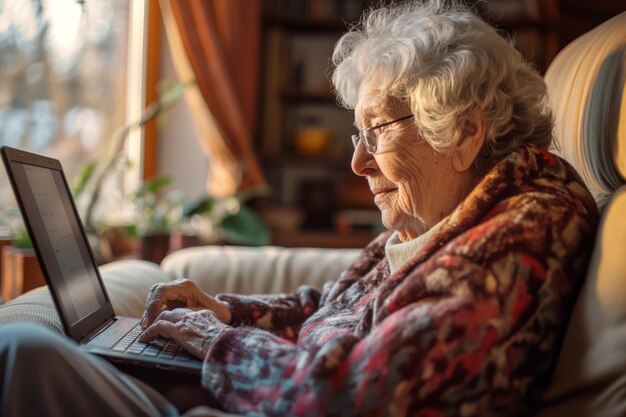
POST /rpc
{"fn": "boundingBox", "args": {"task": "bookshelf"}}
[257,0,379,247]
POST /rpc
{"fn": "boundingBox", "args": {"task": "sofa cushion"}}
[161,245,361,295]
[103,260,175,317]
[538,186,626,416]
[0,259,173,332]
[0,288,63,332]
[545,12,626,206]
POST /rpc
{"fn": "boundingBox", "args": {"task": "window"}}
[0,0,136,229]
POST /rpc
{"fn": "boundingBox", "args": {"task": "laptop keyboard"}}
[112,324,194,361]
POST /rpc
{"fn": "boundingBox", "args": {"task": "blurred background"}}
[0,0,623,261]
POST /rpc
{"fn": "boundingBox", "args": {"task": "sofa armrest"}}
[0,260,174,332]
[161,245,361,295]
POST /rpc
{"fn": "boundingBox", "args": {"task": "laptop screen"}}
[9,160,107,325]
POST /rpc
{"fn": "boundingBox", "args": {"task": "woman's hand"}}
[140,278,231,329]
[139,308,228,359]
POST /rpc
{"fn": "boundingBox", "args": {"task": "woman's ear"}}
[452,110,485,173]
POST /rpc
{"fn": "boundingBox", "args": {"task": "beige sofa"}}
[0,246,360,332]
[0,214,623,417]
[0,10,624,417]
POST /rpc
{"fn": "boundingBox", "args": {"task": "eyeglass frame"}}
[351,114,414,154]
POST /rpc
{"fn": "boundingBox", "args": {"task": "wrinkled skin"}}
[139,278,232,360]
[139,308,227,359]
[352,83,481,241]
[140,278,231,329]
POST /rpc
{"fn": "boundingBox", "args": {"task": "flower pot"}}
[138,234,170,264]
[1,245,46,301]
[169,231,202,253]
[101,227,139,260]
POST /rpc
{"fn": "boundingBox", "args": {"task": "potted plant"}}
[182,188,271,248]
[67,81,190,262]
[69,78,270,259]
[125,176,185,264]
[0,208,45,301]
[72,80,191,235]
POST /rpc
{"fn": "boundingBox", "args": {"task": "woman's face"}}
[352,84,475,241]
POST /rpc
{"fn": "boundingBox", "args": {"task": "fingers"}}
[139,308,188,342]
[139,320,178,343]
[140,318,205,359]
[141,279,193,328]
[139,309,228,360]
[140,279,231,328]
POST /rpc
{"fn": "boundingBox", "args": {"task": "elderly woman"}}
[0,2,598,417]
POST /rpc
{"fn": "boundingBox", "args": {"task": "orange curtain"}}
[161,0,266,197]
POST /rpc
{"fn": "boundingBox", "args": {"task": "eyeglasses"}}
[351,114,413,154]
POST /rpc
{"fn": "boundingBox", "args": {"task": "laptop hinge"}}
[81,317,116,343]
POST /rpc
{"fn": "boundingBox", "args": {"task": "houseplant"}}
[72,80,191,234]
[182,188,271,247]
[0,208,44,301]
[122,178,270,263]
[71,78,270,260]
[128,176,184,263]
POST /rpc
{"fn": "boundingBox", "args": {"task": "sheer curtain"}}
[160,0,266,197]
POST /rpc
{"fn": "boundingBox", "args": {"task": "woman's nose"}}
[351,142,377,176]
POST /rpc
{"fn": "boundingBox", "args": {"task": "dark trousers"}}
[0,323,177,417]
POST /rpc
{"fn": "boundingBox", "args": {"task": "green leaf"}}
[72,161,97,198]
[183,196,215,217]
[144,176,172,194]
[133,176,172,199]
[221,205,270,246]
[12,228,32,249]
[124,223,138,238]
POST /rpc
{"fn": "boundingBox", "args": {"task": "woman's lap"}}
[0,323,178,417]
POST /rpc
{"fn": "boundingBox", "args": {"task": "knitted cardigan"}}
[206,145,598,417]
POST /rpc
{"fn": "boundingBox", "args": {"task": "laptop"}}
[1,146,202,375]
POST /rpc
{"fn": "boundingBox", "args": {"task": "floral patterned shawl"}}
[207,145,599,417]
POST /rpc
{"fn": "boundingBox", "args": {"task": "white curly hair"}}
[331,0,554,173]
